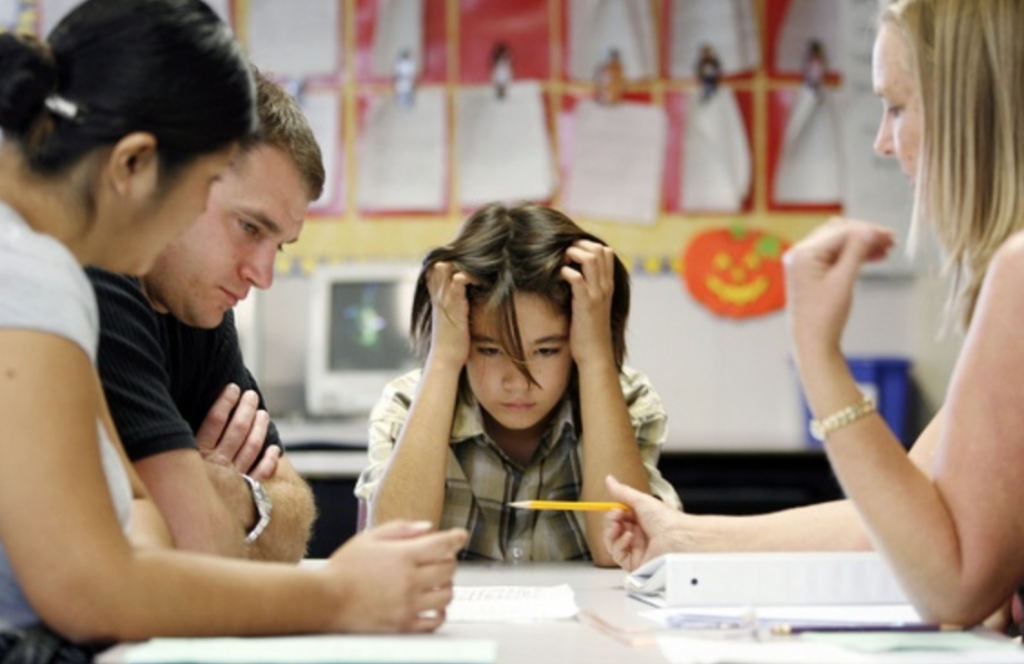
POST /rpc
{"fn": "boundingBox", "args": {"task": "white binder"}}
[625,552,910,607]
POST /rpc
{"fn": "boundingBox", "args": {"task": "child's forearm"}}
[369,363,462,527]
[576,361,650,564]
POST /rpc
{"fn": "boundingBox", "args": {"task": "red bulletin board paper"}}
[766,87,841,213]
[663,90,755,214]
[765,0,796,79]
[765,0,841,84]
[355,0,449,84]
[659,0,756,84]
[682,226,789,319]
[459,0,550,84]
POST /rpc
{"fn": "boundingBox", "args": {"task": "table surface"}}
[446,562,668,664]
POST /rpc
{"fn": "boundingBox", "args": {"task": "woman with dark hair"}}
[0,0,464,649]
[356,203,679,566]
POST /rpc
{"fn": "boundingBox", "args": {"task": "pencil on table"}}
[507,500,631,512]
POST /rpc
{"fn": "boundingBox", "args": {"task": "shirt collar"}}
[451,393,577,453]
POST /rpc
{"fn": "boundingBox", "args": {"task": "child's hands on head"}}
[561,240,616,366]
[425,261,478,369]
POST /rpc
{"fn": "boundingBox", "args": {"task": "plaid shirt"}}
[354,366,681,562]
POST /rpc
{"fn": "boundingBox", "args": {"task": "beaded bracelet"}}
[809,396,877,442]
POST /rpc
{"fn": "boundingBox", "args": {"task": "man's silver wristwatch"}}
[241,474,272,544]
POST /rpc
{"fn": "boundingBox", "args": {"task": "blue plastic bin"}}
[803,356,912,448]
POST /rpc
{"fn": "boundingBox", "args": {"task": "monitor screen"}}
[306,262,420,417]
[327,281,413,372]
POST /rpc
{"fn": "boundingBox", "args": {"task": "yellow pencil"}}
[507,500,631,512]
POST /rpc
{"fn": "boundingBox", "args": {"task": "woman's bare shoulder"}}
[985,230,1024,286]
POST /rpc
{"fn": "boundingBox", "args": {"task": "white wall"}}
[623,272,961,451]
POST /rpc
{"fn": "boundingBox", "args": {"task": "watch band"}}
[241,474,272,544]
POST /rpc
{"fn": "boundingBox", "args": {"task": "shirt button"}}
[511,546,524,560]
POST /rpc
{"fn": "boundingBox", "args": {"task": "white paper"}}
[563,100,666,225]
[446,584,579,623]
[837,0,876,94]
[299,89,342,212]
[657,634,1024,664]
[96,636,496,664]
[682,88,751,212]
[775,0,839,75]
[357,89,446,212]
[773,88,843,204]
[247,0,340,78]
[203,0,230,25]
[203,0,232,26]
[642,604,923,629]
[670,0,760,78]
[568,0,657,81]
[456,82,555,207]
[371,0,424,78]
[37,0,82,36]
[38,0,231,37]
[0,0,19,30]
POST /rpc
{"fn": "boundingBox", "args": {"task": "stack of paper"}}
[97,636,496,664]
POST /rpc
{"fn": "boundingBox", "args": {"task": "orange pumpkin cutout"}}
[682,226,788,319]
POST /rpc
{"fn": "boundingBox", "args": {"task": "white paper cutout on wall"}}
[563,100,666,225]
[1,0,19,30]
[248,0,340,78]
[456,82,555,207]
[201,0,232,25]
[569,0,656,81]
[37,0,81,36]
[39,0,231,36]
[300,89,342,213]
[670,0,760,79]
[682,89,751,212]
[357,88,446,212]
[775,0,839,75]
[774,88,842,204]
[371,0,424,79]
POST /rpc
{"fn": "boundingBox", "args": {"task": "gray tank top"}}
[0,202,132,628]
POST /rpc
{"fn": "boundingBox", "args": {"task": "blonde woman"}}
[606,0,1024,629]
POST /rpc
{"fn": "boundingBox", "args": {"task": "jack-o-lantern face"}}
[682,227,788,318]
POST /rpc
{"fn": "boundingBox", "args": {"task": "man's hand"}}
[195,383,277,479]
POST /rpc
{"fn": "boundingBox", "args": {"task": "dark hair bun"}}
[0,33,57,135]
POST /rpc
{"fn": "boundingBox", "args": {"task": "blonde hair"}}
[881,0,1024,328]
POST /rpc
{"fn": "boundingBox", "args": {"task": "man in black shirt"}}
[89,70,325,562]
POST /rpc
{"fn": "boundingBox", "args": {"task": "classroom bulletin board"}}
[11,0,911,284]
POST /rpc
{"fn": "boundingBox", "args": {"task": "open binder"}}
[625,552,910,607]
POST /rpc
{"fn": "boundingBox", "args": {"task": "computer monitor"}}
[305,261,421,417]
